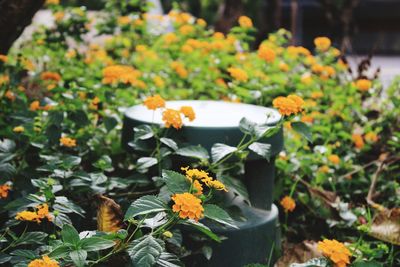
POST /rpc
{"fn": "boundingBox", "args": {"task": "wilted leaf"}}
[369,208,400,245]
[97,195,124,233]
[275,241,322,267]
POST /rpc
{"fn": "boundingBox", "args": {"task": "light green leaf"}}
[248,142,271,160]
[160,138,178,151]
[211,143,237,163]
[134,125,154,140]
[136,157,158,173]
[290,257,329,267]
[61,224,80,245]
[124,195,167,221]
[181,220,221,242]
[69,250,87,267]
[175,145,209,160]
[79,237,115,251]
[239,117,256,135]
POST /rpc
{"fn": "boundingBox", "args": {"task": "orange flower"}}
[153,76,165,88]
[238,16,253,28]
[13,126,24,133]
[272,94,304,116]
[102,65,142,85]
[328,154,340,165]
[172,192,204,221]
[196,18,207,27]
[192,180,203,196]
[5,90,15,101]
[280,196,296,212]
[227,67,248,82]
[301,115,313,123]
[317,239,351,267]
[318,165,330,174]
[143,95,166,110]
[364,132,378,143]
[179,25,194,35]
[30,100,41,111]
[208,180,228,192]
[279,62,289,72]
[163,33,178,44]
[59,137,77,147]
[258,46,276,63]
[0,184,11,199]
[314,37,331,51]
[16,203,53,223]
[41,72,61,82]
[351,134,364,149]
[180,106,195,121]
[0,54,8,63]
[28,255,59,267]
[170,61,188,79]
[311,91,324,99]
[162,109,183,129]
[355,79,371,91]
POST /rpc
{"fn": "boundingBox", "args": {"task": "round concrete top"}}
[124,100,281,128]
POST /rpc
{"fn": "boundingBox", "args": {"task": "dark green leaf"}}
[160,138,178,151]
[10,249,37,259]
[203,204,238,229]
[14,232,47,246]
[61,224,80,245]
[136,157,158,173]
[352,261,383,267]
[161,170,190,194]
[216,176,249,202]
[79,237,115,251]
[127,235,165,267]
[181,221,220,242]
[48,245,72,258]
[104,116,118,132]
[134,125,154,140]
[290,257,329,267]
[125,195,167,220]
[291,121,312,142]
[69,250,87,267]
[156,252,182,267]
[0,253,11,264]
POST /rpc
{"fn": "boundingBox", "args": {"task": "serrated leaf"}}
[156,252,182,267]
[160,138,178,151]
[124,195,167,221]
[175,145,209,160]
[127,235,165,267]
[161,170,190,194]
[211,143,237,163]
[291,121,312,142]
[9,249,37,259]
[14,232,47,246]
[97,195,124,233]
[248,142,271,160]
[203,204,238,229]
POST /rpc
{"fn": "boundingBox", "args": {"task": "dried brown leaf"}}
[97,195,124,233]
[369,208,400,245]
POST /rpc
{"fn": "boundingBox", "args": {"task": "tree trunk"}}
[214,0,243,34]
[0,0,45,54]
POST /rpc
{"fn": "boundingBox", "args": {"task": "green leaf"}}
[291,121,312,142]
[290,257,329,267]
[181,220,221,242]
[0,163,16,180]
[136,157,158,173]
[351,261,383,267]
[127,235,165,267]
[203,204,238,229]
[61,155,81,169]
[134,125,154,140]
[125,195,167,221]
[61,224,80,245]
[161,170,190,194]
[48,245,72,258]
[14,232,47,246]
[93,155,113,171]
[0,253,11,264]
[0,139,16,153]
[201,246,213,260]
[79,237,115,251]
[211,143,237,163]
[104,116,118,132]
[248,142,271,160]
[160,138,178,151]
[217,176,249,202]
[175,145,209,160]
[69,250,87,267]
[9,250,37,260]
[156,252,182,267]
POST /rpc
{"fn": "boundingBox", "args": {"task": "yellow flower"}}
[258,46,276,63]
[301,115,313,124]
[60,137,77,147]
[364,132,378,143]
[318,165,330,174]
[162,109,183,129]
[280,196,296,212]
[311,91,324,99]
[0,184,11,199]
[227,67,248,82]
[328,154,340,165]
[28,255,59,267]
[5,90,15,101]
[213,32,225,39]
[171,192,204,221]
[314,37,331,51]
[279,62,289,72]
[46,0,59,5]
[170,61,188,79]
[0,75,10,85]
[196,18,207,27]
[153,76,165,88]
[355,79,371,91]
[117,16,131,25]
[65,49,76,59]
[317,239,351,267]
[143,95,166,110]
[272,94,304,116]
[311,64,324,74]
[180,106,195,121]
[208,180,228,192]
[53,11,64,22]
[351,134,364,149]
[163,33,178,44]
[41,72,61,82]
[192,180,203,196]
[238,16,253,28]
[301,73,313,85]
[0,54,8,63]
[13,126,24,133]
[16,203,53,223]
[181,167,212,182]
